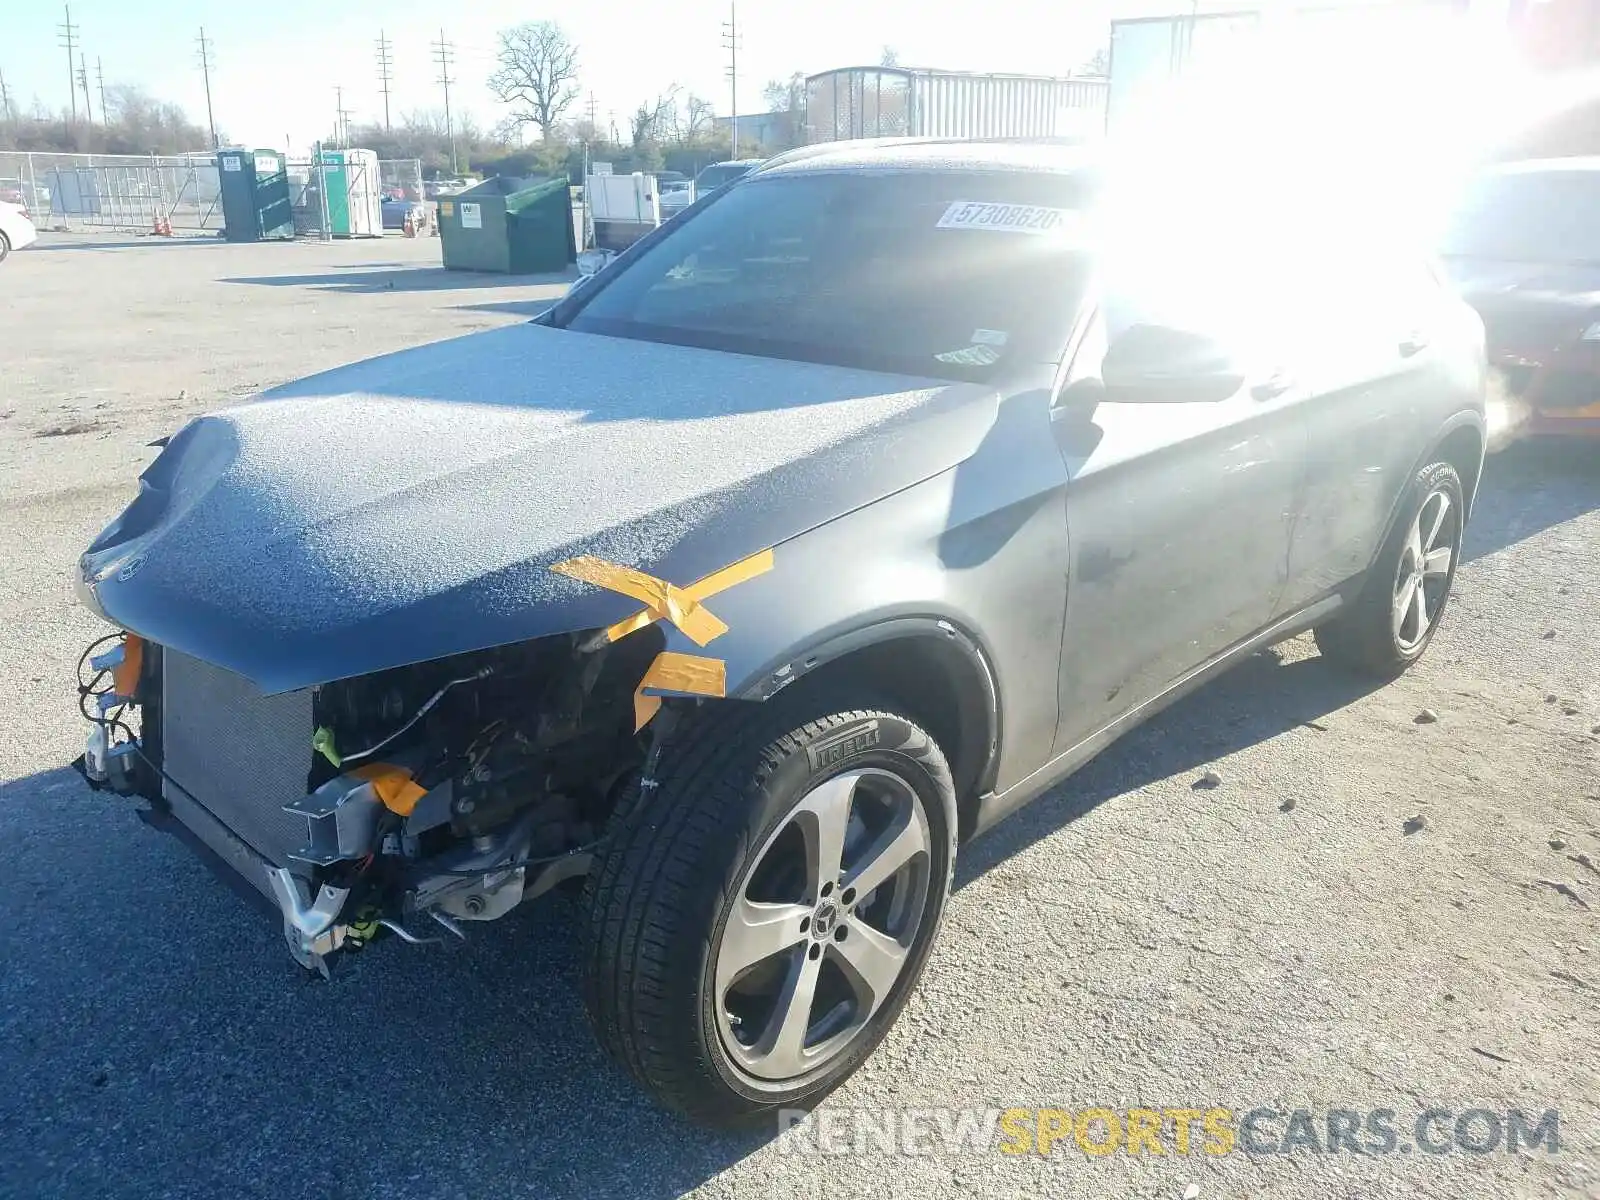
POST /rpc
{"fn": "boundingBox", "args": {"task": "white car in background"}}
[0,201,38,262]
[658,178,695,219]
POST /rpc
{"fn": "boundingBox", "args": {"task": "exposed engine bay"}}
[76,624,668,974]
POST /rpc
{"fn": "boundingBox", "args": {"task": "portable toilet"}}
[319,148,383,238]
[217,148,293,241]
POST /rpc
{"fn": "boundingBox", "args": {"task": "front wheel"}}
[1315,460,1464,676]
[581,695,956,1127]
[0,230,11,263]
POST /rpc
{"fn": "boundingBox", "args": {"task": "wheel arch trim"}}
[1366,408,1485,575]
[731,614,1002,808]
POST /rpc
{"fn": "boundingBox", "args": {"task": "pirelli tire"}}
[580,692,958,1128]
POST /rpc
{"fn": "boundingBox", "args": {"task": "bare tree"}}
[631,86,680,147]
[488,21,581,142]
[672,94,716,145]
[761,73,808,150]
[880,45,901,67]
[762,73,806,112]
[1077,46,1110,77]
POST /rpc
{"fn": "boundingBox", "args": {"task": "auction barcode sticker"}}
[936,201,1076,234]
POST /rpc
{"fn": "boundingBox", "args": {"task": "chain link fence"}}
[0,151,222,232]
[0,151,425,236]
[379,158,423,202]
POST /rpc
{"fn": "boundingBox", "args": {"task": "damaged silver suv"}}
[73,141,1486,1127]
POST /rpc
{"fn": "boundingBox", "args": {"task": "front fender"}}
[654,439,1071,795]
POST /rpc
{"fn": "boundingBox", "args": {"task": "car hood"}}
[79,324,996,693]
[1441,256,1600,350]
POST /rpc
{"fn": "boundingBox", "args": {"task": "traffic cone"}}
[402,210,416,238]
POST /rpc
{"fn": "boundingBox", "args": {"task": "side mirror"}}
[1100,323,1246,404]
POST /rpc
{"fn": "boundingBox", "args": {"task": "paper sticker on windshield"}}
[937,202,1075,234]
[934,345,1002,367]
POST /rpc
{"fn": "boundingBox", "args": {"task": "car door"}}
[1282,251,1445,605]
[1048,271,1309,756]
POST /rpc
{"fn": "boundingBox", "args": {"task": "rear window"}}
[1442,169,1600,264]
[562,170,1092,381]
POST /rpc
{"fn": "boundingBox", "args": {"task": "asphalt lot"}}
[0,233,1597,1200]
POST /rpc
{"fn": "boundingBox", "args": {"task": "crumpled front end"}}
[75,621,667,974]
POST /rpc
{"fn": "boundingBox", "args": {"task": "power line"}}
[721,2,741,158]
[58,4,79,123]
[196,27,218,149]
[432,29,457,175]
[77,51,92,124]
[375,31,394,132]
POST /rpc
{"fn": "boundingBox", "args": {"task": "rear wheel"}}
[1315,460,1464,676]
[0,230,11,263]
[581,693,956,1127]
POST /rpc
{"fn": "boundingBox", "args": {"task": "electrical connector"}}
[89,644,127,673]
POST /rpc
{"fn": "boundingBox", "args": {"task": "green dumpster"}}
[217,148,293,242]
[438,176,576,273]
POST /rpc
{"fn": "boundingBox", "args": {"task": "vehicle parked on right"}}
[1439,157,1600,437]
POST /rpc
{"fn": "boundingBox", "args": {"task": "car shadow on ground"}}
[221,266,578,293]
[0,763,768,1198]
[955,648,1375,887]
[1464,438,1599,564]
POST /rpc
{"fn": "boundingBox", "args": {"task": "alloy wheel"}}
[1392,487,1458,653]
[714,767,933,1084]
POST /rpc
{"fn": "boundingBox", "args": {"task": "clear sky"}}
[5,0,1125,152]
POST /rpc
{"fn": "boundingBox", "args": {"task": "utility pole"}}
[58,5,79,123]
[196,27,218,148]
[432,29,457,175]
[721,2,741,159]
[585,92,599,142]
[77,52,92,124]
[96,57,107,124]
[333,85,354,146]
[375,31,394,132]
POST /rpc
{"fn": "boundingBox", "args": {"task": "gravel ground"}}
[0,234,1596,1200]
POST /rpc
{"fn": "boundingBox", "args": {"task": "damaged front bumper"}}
[76,632,600,975]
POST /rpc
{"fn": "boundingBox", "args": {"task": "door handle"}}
[1251,371,1294,401]
[1399,331,1429,357]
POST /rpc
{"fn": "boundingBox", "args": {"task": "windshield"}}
[1441,170,1600,264]
[694,163,757,191]
[562,170,1091,381]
